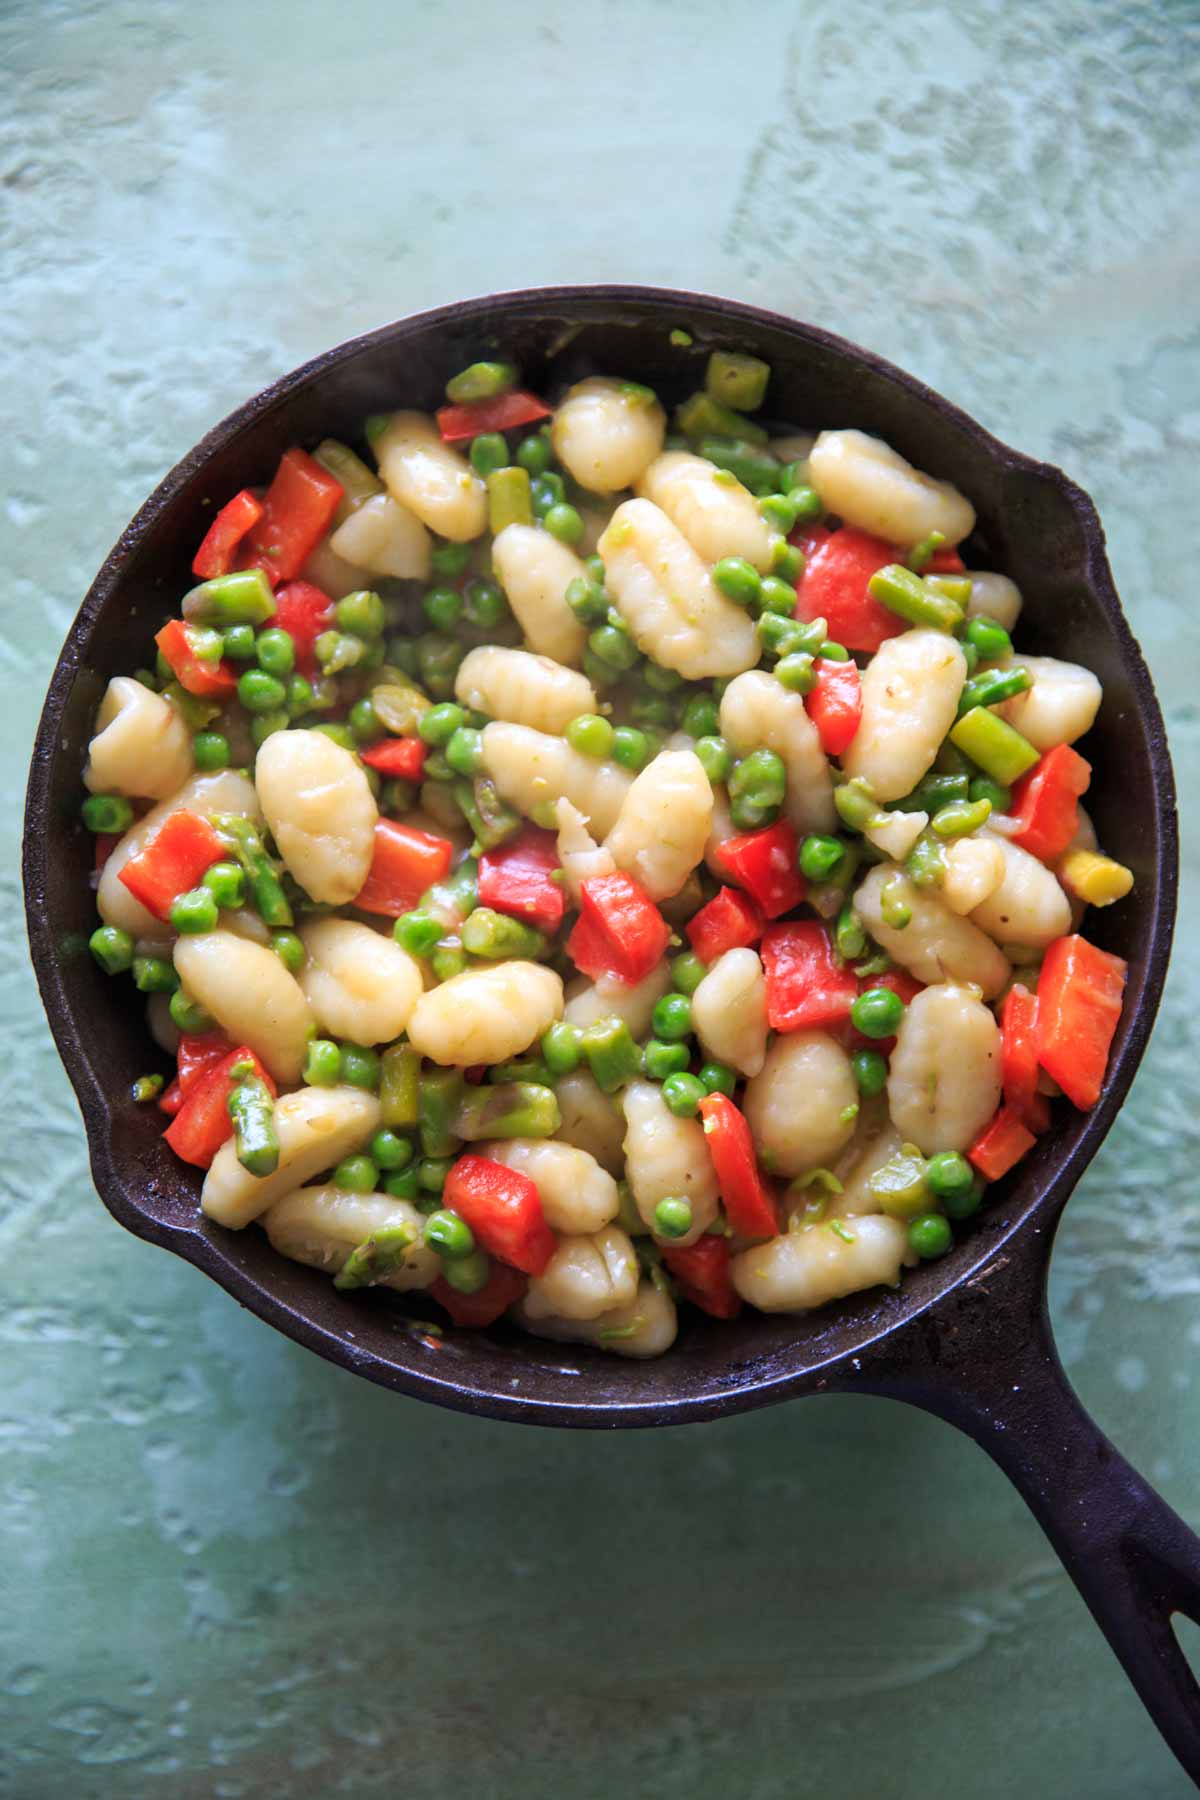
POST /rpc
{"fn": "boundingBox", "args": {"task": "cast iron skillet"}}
[24,287,1199,1777]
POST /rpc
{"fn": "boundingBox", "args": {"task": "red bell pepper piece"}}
[94,832,120,874]
[792,525,906,653]
[968,1105,1037,1183]
[1000,984,1040,1121]
[715,819,806,921]
[698,1093,779,1240]
[163,1045,277,1169]
[430,1262,528,1328]
[760,921,859,1032]
[246,447,343,585]
[564,912,624,984]
[191,488,264,580]
[686,886,764,964]
[804,658,863,757]
[176,1032,236,1095]
[662,1235,742,1320]
[477,827,564,934]
[270,580,335,677]
[1024,1092,1052,1136]
[354,820,455,917]
[154,618,239,699]
[358,737,429,782]
[1007,745,1092,863]
[927,547,966,574]
[841,968,924,1053]
[1035,933,1127,1110]
[118,809,227,920]
[443,1154,556,1276]
[158,1077,185,1116]
[436,390,553,442]
[571,873,671,986]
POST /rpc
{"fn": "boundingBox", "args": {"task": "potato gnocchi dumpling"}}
[83,347,1127,1355]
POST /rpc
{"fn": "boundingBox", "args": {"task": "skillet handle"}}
[859,1249,1200,1783]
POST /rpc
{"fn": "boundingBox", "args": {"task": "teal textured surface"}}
[2,2,1198,1794]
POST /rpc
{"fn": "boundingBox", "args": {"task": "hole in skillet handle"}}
[22,286,1177,1429]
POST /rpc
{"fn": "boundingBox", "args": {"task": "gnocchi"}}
[636,451,775,569]
[555,797,616,902]
[522,1226,639,1321]
[97,770,260,943]
[743,1032,859,1176]
[551,376,666,494]
[202,1087,382,1230]
[491,523,589,665]
[298,919,423,1045]
[622,1079,720,1245]
[604,748,713,900]
[84,676,193,801]
[886,983,1002,1154]
[264,1186,440,1291]
[731,1215,914,1313]
[808,429,975,547]
[691,948,768,1078]
[854,866,1011,999]
[970,835,1073,950]
[996,654,1102,751]
[372,410,487,541]
[174,929,314,1084]
[841,629,967,803]
[480,1139,620,1234]
[515,1278,678,1358]
[482,722,631,838]
[599,499,759,679]
[719,670,836,834]
[328,491,432,580]
[563,961,671,1036]
[455,645,596,735]
[255,728,378,906]
[553,1070,627,1175]
[406,961,563,1066]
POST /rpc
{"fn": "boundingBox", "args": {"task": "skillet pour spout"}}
[23,286,1191,1777]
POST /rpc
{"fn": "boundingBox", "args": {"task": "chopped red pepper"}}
[443,1154,556,1276]
[270,580,335,677]
[968,1104,1037,1183]
[1001,984,1040,1121]
[686,886,764,964]
[841,968,924,1053]
[1024,1092,1052,1136]
[1008,745,1092,863]
[477,827,564,935]
[804,658,863,757]
[163,1045,277,1169]
[158,1077,185,1116]
[429,1262,528,1328]
[154,618,239,699]
[662,1235,742,1320]
[94,832,120,874]
[791,525,906,653]
[192,488,264,580]
[658,1238,741,1324]
[1036,933,1127,1110]
[354,820,454,917]
[564,912,625,984]
[118,809,227,920]
[760,921,859,1032]
[246,447,343,585]
[715,819,806,920]
[436,390,553,442]
[359,737,429,782]
[572,873,671,986]
[927,547,966,574]
[176,1032,236,1095]
[698,1093,779,1240]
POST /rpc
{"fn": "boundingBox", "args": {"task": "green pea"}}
[850,987,905,1038]
[756,613,809,658]
[797,834,843,881]
[671,693,714,740]
[544,502,584,546]
[759,575,797,615]
[908,1213,953,1259]
[314,630,364,674]
[729,747,786,812]
[382,1167,421,1201]
[834,775,879,833]
[132,955,179,994]
[422,585,464,632]
[759,493,798,534]
[942,1178,984,1221]
[662,1071,706,1117]
[729,791,775,831]
[237,668,286,714]
[653,1196,693,1240]
[370,1129,413,1171]
[670,952,707,996]
[444,726,484,777]
[445,361,517,403]
[131,1073,165,1104]
[418,702,467,748]
[931,797,993,839]
[643,1039,691,1080]
[250,708,289,747]
[340,1043,382,1090]
[416,632,465,698]
[285,676,315,718]
[342,699,377,746]
[642,661,684,694]
[382,778,416,814]
[712,556,762,609]
[688,1064,731,1102]
[431,945,468,982]
[565,576,609,625]
[304,1038,342,1086]
[530,471,566,518]
[89,925,135,976]
[852,1049,888,1097]
[423,1208,476,1260]
[254,627,295,676]
[652,992,693,1042]
[787,484,822,524]
[133,668,159,691]
[169,886,219,935]
[541,1021,582,1076]
[418,1156,453,1196]
[964,615,1012,661]
[566,713,615,758]
[969,777,1011,812]
[925,1151,975,1199]
[835,901,867,962]
[694,735,732,784]
[270,930,305,975]
[775,653,815,694]
[169,988,214,1033]
[329,1153,376,1194]
[313,721,356,752]
[336,589,386,639]
[222,623,256,661]
[771,539,805,582]
[81,794,134,834]
[588,624,640,672]
[631,694,673,730]
[819,639,850,662]
[612,725,650,770]
[431,539,472,580]
[469,431,509,476]
[192,730,230,771]
[516,432,553,476]
[441,1247,490,1292]
[202,860,245,909]
[392,910,441,957]
[462,577,508,629]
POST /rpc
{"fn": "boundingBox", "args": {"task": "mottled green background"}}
[3,2,1198,1794]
